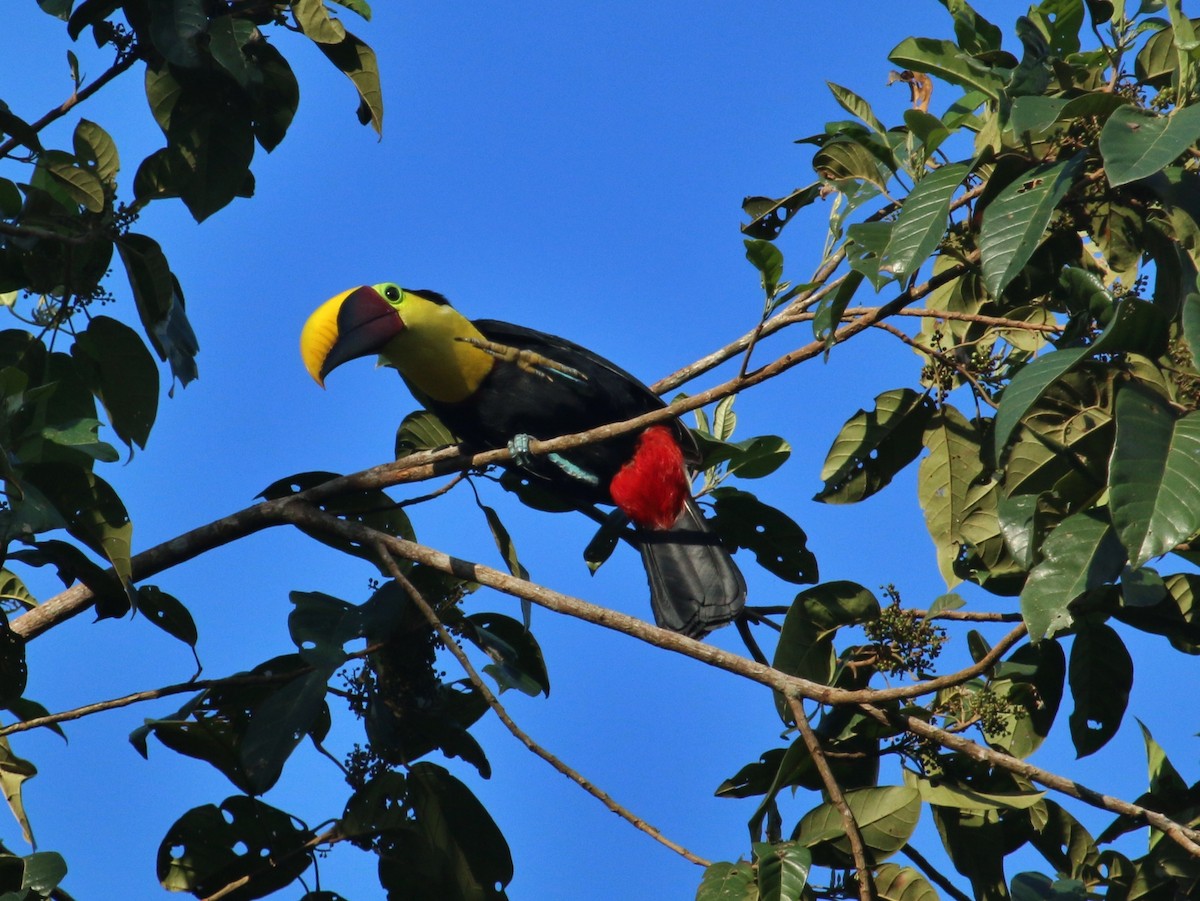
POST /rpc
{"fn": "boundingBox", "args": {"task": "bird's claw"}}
[507,433,599,487]
[458,337,587,383]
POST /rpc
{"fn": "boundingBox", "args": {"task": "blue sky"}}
[6,2,1199,899]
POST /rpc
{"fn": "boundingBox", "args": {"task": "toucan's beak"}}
[300,285,405,386]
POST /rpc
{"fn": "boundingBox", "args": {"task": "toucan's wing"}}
[472,319,698,460]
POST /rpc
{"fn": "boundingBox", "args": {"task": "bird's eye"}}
[383,285,401,302]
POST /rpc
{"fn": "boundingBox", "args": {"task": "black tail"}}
[637,497,746,638]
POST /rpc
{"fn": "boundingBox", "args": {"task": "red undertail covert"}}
[608,425,690,530]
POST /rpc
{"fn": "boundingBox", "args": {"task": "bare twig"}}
[0,51,140,158]
[788,697,875,901]
[368,537,711,867]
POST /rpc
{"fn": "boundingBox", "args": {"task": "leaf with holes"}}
[696,860,757,900]
[712,488,818,585]
[157,796,314,896]
[137,585,197,648]
[1100,103,1200,186]
[816,388,934,504]
[1068,622,1132,757]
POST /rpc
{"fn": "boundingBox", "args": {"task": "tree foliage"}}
[2,0,1200,899]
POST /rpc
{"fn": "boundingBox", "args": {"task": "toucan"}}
[300,283,746,636]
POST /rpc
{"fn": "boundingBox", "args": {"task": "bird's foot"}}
[507,434,599,487]
[457,337,587,383]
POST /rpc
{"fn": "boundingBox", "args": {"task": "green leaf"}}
[0,614,26,709]
[873,862,939,901]
[1100,102,1200,186]
[293,0,348,43]
[1068,622,1132,756]
[816,388,934,504]
[1025,800,1100,883]
[147,0,206,67]
[21,850,67,895]
[477,502,529,580]
[137,585,198,648]
[774,581,879,690]
[0,736,36,845]
[745,238,784,299]
[979,154,1084,300]
[919,405,985,587]
[754,841,812,901]
[711,487,818,584]
[812,268,864,346]
[406,763,513,895]
[1020,510,1126,640]
[71,316,160,450]
[903,768,1045,811]
[1001,683,1066,783]
[25,464,133,605]
[37,0,73,20]
[1109,383,1200,567]
[240,668,334,793]
[0,571,36,611]
[827,82,886,135]
[207,15,258,88]
[73,119,119,186]
[157,796,314,896]
[244,40,301,152]
[395,409,457,458]
[889,36,1008,99]
[886,161,970,280]
[742,184,821,240]
[318,32,383,135]
[813,136,891,189]
[696,861,757,901]
[39,418,120,463]
[116,233,199,387]
[463,612,550,697]
[991,298,1167,457]
[39,150,105,212]
[794,786,921,866]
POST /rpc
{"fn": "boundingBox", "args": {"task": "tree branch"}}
[787,697,875,901]
[369,538,711,867]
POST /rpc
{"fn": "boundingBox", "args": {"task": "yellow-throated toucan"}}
[300,283,746,636]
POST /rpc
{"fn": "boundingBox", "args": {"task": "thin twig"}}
[0,643,384,738]
[871,320,998,409]
[787,697,875,901]
[858,703,1200,857]
[900,844,973,901]
[369,538,711,867]
[0,51,140,158]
